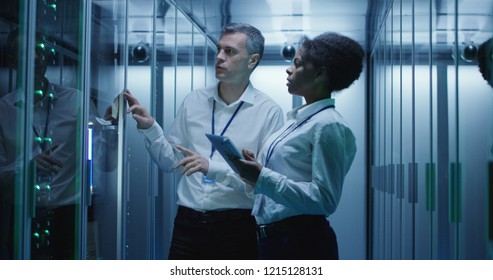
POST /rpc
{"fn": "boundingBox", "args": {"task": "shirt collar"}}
[14,83,59,107]
[287,98,335,123]
[209,82,255,106]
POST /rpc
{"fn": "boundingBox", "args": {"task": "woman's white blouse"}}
[252,98,357,224]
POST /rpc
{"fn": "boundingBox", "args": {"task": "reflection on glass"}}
[0,0,119,260]
[88,0,126,260]
[0,26,82,259]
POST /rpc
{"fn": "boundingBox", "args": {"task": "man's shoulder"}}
[0,90,16,102]
[0,90,20,108]
[249,87,282,109]
[53,83,80,95]
[187,85,216,96]
[183,85,216,103]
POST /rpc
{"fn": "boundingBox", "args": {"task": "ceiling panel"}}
[171,0,369,60]
[2,0,491,63]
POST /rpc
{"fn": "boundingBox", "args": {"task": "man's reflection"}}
[0,28,114,259]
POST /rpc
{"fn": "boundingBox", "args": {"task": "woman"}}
[234,32,364,259]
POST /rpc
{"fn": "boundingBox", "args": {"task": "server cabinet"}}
[369,0,492,259]
[0,0,93,259]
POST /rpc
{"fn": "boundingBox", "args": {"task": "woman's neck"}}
[304,92,331,105]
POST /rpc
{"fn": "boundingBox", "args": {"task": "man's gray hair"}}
[220,22,265,61]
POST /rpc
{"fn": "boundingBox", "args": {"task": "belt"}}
[257,215,327,238]
[177,205,252,224]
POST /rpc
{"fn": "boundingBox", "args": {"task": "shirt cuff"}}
[207,159,254,193]
[207,159,227,180]
[254,167,279,195]
[139,121,162,142]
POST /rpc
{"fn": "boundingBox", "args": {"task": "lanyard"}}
[209,99,245,158]
[264,105,334,166]
[33,96,53,151]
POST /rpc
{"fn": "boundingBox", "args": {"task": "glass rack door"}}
[88,0,127,260]
[0,0,91,259]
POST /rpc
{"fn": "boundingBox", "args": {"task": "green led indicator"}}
[48,93,54,99]
[35,137,42,142]
[35,90,43,96]
[43,137,52,143]
[33,232,40,238]
[45,185,51,191]
[37,43,45,50]
[44,230,50,235]
[50,4,56,10]
[35,185,41,190]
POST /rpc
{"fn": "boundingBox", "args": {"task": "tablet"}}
[205,133,243,173]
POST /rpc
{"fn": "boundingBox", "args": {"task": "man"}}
[124,23,284,259]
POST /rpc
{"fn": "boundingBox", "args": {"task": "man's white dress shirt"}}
[140,83,284,211]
